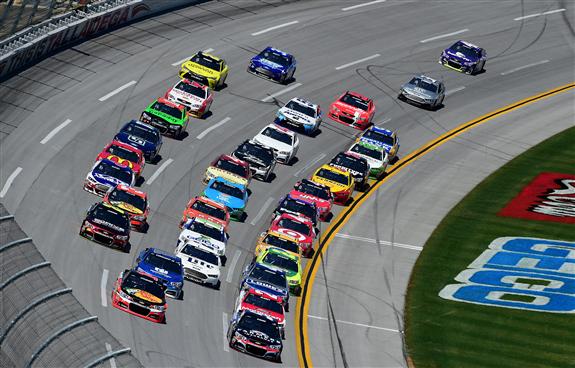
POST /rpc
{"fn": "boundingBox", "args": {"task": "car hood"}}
[176,251,220,274]
[253,134,293,153]
[203,187,245,209]
[311,176,348,193]
[251,56,286,72]
[144,108,183,125]
[107,201,144,215]
[402,84,437,99]
[169,89,205,105]
[279,107,316,125]
[182,61,219,77]
[179,229,225,253]
[137,264,183,283]
[444,49,479,62]
[332,101,367,116]
[242,303,284,324]
[115,132,156,152]
[91,171,131,187]
[272,226,312,244]
[205,167,249,186]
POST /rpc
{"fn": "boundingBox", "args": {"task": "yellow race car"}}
[255,230,302,258]
[179,51,228,90]
[311,164,355,205]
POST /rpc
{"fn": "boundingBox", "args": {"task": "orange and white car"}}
[95,140,145,178]
[103,184,149,231]
[180,196,230,231]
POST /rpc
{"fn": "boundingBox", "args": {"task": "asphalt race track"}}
[1,1,573,367]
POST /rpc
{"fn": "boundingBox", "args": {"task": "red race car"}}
[234,287,286,339]
[289,179,332,222]
[111,269,167,323]
[165,79,213,118]
[95,140,145,178]
[103,184,149,231]
[269,212,316,257]
[180,196,230,231]
[328,91,375,130]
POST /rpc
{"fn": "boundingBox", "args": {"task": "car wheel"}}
[479,60,485,72]
[285,302,289,312]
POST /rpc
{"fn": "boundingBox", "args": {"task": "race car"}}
[140,98,188,138]
[178,50,228,90]
[274,97,321,135]
[179,196,230,231]
[329,91,375,130]
[178,217,228,257]
[165,79,213,118]
[203,154,251,187]
[114,120,163,163]
[440,40,487,75]
[232,140,276,182]
[111,269,167,323]
[329,151,370,191]
[252,123,299,164]
[134,248,184,299]
[399,75,445,109]
[256,247,302,296]
[83,158,135,197]
[273,194,319,228]
[247,46,296,84]
[233,287,286,339]
[347,141,389,179]
[203,177,249,221]
[103,184,149,231]
[289,179,332,222]
[269,213,316,257]
[175,236,221,288]
[95,140,144,179]
[311,164,355,205]
[79,202,130,252]
[357,126,399,162]
[240,259,289,311]
[227,310,283,362]
[255,230,302,258]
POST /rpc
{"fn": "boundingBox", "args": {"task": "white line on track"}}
[251,20,299,36]
[293,153,326,177]
[222,312,230,352]
[226,249,242,283]
[500,59,550,75]
[376,118,391,126]
[105,343,117,368]
[335,233,423,251]
[196,117,231,139]
[542,8,566,15]
[514,8,565,21]
[172,48,214,66]
[40,119,72,144]
[146,158,174,185]
[98,80,137,102]
[419,28,469,43]
[0,167,22,198]
[445,86,466,96]
[513,13,541,21]
[308,314,400,333]
[342,0,386,12]
[262,83,302,102]
[335,54,380,70]
[250,197,274,225]
[101,269,109,307]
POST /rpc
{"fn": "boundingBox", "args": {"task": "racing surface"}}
[1,0,574,367]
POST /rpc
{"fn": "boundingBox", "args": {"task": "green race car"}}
[256,247,302,296]
[140,97,188,138]
[347,140,389,179]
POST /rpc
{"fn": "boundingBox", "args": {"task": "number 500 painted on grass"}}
[439,237,575,313]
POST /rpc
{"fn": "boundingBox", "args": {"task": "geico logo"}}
[489,237,575,259]
[469,250,575,278]
[107,155,134,168]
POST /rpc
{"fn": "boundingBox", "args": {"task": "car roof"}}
[265,230,300,243]
[262,123,296,136]
[188,216,224,230]
[126,119,158,132]
[195,195,227,208]
[343,90,372,102]
[95,158,134,173]
[209,176,247,190]
[275,212,313,225]
[265,246,299,261]
[155,97,185,110]
[317,163,349,176]
[290,97,317,109]
[264,46,291,57]
[355,140,385,151]
[369,126,395,136]
[414,74,440,84]
[144,247,182,263]
[456,40,481,50]
[195,50,222,62]
[114,184,147,198]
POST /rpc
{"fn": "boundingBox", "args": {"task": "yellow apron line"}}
[295,82,575,368]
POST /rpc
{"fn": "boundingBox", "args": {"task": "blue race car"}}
[114,120,163,163]
[83,158,135,197]
[358,126,400,161]
[203,177,249,221]
[240,258,290,311]
[134,247,184,299]
[247,47,297,84]
[439,40,487,75]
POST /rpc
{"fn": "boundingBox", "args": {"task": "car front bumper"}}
[111,290,165,323]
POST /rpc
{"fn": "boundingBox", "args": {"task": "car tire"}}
[478,60,485,73]
[178,290,184,300]
[285,302,289,312]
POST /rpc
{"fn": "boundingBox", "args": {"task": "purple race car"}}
[439,40,487,75]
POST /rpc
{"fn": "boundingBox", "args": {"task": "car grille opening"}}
[129,303,150,316]
[447,60,461,69]
[185,268,208,281]
[246,344,267,356]
[94,233,113,245]
[339,115,355,125]
[149,119,169,133]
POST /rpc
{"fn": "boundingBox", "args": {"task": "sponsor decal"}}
[499,172,575,224]
[439,237,575,313]
[126,288,162,304]
[277,228,306,241]
[127,135,146,146]
[92,218,124,232]
[107,155,134,168]
[114,202,143,215]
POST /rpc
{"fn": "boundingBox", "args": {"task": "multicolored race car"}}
[134,248,184,299]
[255,230,302,258]
[111,269,167,323]
[114,120,163,163]
[233,287,286,339]
[248,46,296,84]
[178,51,228,90]
[140,98,188,138]
[274,97,321,135]
[311,164,355,205]
[329,91,375,130]
[357,126,399,162]
[240,259,289,311]
[347,140,389,179]
[83,158,135,197]
[79,202,131,252]
[203,154,251,187]
[180,195,230,231]
[269,213,316,257]
[103,184,149,231]
[203,177,249,221]
[440,40,487,75]
[178,217,228,257]
[95,140,144,179]
[256,247,302,296]
[165,79,213,118]
[289,179,332,222]
[227,310,283,362]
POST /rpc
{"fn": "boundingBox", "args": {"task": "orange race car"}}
[95,140,145,179]
[180,195,230,231]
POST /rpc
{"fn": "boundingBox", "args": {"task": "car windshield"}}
[236,142,274,164]
[244,294,283,314]
[260,50,290,67]
[250,265,286,288]
[264,234,300,254]
[331,153,368,173]
[363,130,395,146]
[191,200,227,221]
[340,93,369,111]
[105,145,140,163]
[261,127,292,145]
[215,158,248,178]
[263,253,298,273]
[278,218,310,235]
[237,313,281,340]
[90,205,129,232]
[452,42,480,58]
[285,100,316,117]
[282,198,316,220]
[122,272,165,304]
[191,53,221,71]
[94,161,132,184]
[295,181,330,200]
[176,80,207,98]
[124,124,158,143]
[409,78,437,93]
[316,168,349,185]
[151,101,183,119]
[350,144,383,161]
[187,221,225,242]
[144,253,182,275]
[181,244,219,265]
[108,189,146,212]
[210,181,244,200]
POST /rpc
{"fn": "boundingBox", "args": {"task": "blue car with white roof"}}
[440,40,487,75]
[83,158,135,197]
[248,46,296,84]
[134,247,184,299]
[114,120,163,163]
[357,126,400,161]
[203,177,249,221]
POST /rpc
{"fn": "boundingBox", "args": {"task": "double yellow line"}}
[295,82,575,367]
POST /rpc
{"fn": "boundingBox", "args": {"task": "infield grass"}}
[405,126,575,368]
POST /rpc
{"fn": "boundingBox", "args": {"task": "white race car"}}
[175,239,221,287]
[275,97,321,135]
[252,124,299,164]
[165,79,213,118]
[347,140,389,179]
[178,217,228,256]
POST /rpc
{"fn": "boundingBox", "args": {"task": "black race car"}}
[272,194,319,228]
[228,310,283,362]
[330,151,370,190]
[232,140,276,182]
[79,202,131,252]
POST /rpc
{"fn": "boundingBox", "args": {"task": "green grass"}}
[405,126,575,368]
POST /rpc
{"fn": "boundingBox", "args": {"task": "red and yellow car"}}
[269,213,316,257]
[103,184,149,231]
[328,91,375,130]
[311,164,355,205]
[180,195,230,231]
[111,269,167,323]
[95,140,145,178]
